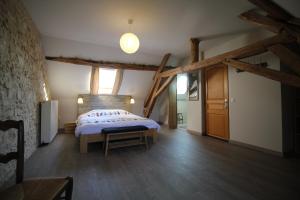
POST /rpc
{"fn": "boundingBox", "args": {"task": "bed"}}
[75,94,160,153]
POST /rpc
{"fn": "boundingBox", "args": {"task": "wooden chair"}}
[177,113,183,124]
[0,120,73,200]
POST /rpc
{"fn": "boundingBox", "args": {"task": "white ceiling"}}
[23,0,300,58]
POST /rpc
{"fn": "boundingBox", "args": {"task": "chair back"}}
[0,120,24,183]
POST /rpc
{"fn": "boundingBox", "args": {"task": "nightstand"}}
[64,122,76,134]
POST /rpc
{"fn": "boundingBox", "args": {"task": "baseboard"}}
[229,140,283,157]
[187,129,202,135]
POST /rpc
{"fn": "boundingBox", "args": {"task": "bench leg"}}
[152,131,158,143]
[102,141,105,151]
[144,134,148,150]
[80,136,88,153]
[105,134,110,157]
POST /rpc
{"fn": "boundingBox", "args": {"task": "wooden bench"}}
[102,126,149,156]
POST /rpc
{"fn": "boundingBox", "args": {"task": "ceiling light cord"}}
[128,19,133,33]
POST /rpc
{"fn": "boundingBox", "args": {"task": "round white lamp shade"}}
[120,33,140,54]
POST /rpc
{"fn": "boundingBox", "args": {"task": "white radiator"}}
[41,100,58,143]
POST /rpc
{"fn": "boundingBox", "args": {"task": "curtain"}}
[90,65,99,95]
[112,69,123,95]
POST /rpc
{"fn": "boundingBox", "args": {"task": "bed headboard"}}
[77,94,132,116]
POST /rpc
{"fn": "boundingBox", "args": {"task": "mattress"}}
[75,109,160,137]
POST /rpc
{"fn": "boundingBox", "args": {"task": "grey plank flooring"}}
[24,126,300,200]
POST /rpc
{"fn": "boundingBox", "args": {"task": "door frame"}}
[203,64,230,140]
[168,76,177,129]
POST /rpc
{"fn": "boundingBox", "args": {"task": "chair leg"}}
[65,176,73,200]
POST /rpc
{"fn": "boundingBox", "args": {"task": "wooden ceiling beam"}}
[247,0,293,21]
[144,54,171,108]
[190,38,200,63]
[239,10,283,33]
[223,59,300,88]
[268,44,300,76]
[143,77,162,118]
[153,53,171,80]
[160,34,295,78]
[154,76,175,98]
[144,79,160,109]
[45,56,173,71]
[143,53,173,117]
[239,9,300,42]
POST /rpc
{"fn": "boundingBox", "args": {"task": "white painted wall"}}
[43,36,179,128]
[187,74,203,133]
[46,62,91,128]
[179,57,203,134]
[119,70,154,116]
[204,29,282,152]
[228,53,282,152]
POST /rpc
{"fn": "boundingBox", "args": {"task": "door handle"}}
[224,99,228,108]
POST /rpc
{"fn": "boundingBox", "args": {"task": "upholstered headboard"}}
[77,94,131,116]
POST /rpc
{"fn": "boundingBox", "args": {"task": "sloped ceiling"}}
[23,0,300,59]
[20,0,244,58]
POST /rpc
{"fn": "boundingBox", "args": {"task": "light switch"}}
[230,98,235,103]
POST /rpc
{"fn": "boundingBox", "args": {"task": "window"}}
[98,68,117,94]
[177,73,187,94]
[43,83,49,101]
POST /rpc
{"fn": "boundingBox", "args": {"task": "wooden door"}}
[205,64,229,140]
[281,62,300,156]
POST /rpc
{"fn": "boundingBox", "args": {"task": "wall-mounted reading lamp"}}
[130,98,135,104]
[77,97,84,104]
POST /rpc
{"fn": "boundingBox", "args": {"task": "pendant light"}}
[120,19,140,54]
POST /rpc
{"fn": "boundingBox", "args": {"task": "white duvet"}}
[75,109,160,137]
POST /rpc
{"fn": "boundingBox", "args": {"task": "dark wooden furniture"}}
[79,128,157,153]
[102,126,149,157]
[64,122,76,134]
[0,120,73,200]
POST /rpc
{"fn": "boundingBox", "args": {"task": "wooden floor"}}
[24,126,300,200]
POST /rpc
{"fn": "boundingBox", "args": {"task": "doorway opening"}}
[177,73,188,129]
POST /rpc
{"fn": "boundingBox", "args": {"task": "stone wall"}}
[0,0,50,187]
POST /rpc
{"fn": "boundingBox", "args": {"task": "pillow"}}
[78,109,131,120]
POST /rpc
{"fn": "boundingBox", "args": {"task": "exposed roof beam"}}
[145,53,171,108]
[239,9,300,42]
[160,34,295,78]
[239,10,283,33]
[268,44,300,76]
[223,59,300,88]
[45,56,173,71]
[248,0,293,21]
[153,53,171,80]
[143,77,162,118]
[190,38,200,63]
[154,76,175,98]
